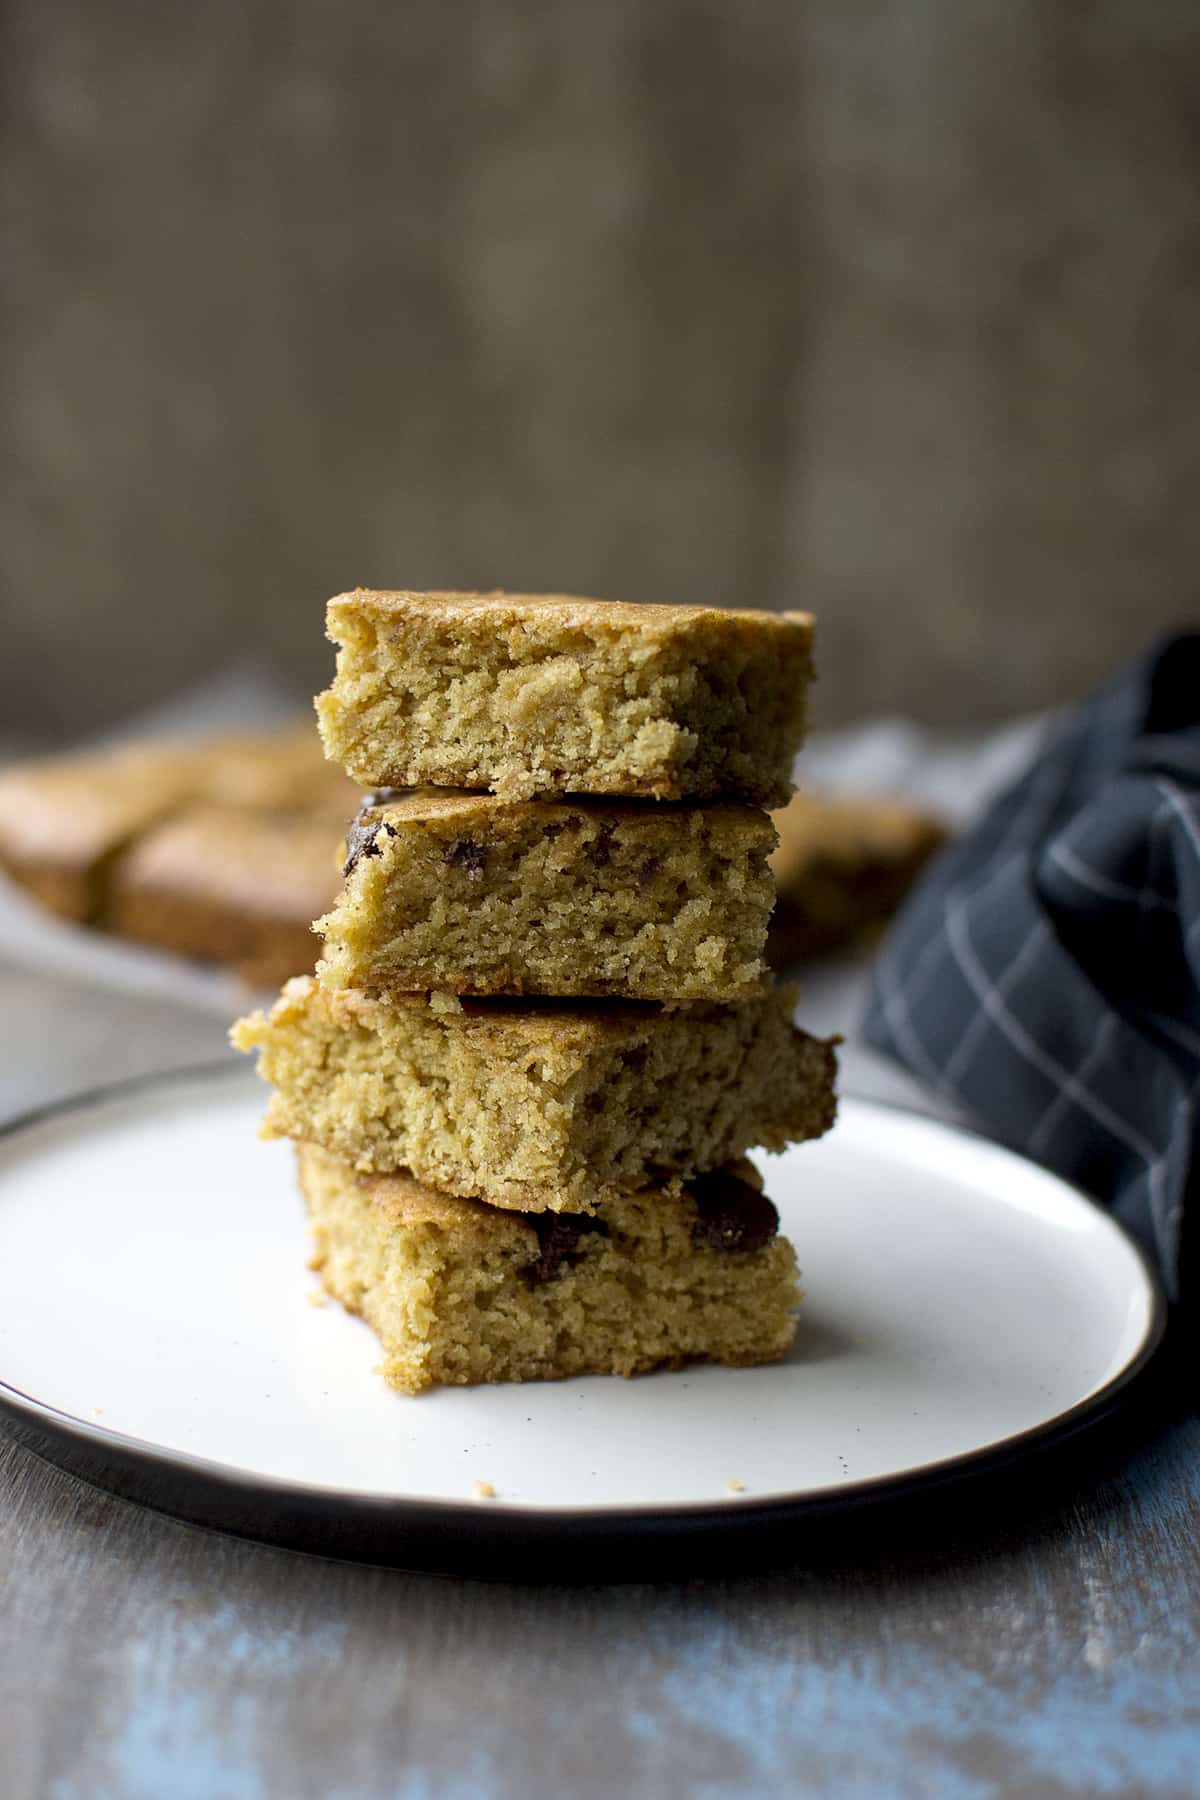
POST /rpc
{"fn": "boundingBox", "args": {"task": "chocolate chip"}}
[445,837,488,876]
[586,823,616,868]
[690,1170,779,1255]
[522,1212,608,1284]
[342,803,398,876]
[633,856,661,888]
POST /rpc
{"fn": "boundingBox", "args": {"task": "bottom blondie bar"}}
[299,1144,800,1393]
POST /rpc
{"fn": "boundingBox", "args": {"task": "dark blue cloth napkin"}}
[863,634,1200,1300]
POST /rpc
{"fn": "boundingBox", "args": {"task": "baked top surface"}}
[328,588,814,637]
[242,976,832,1074]
[353,787,774,832]
[0,730,359,865]
[270,974,720,1034]
[770,790,948,883]
[280,974,793,1034]
[0,747,201,861]
[116,806,342,918]
[324,1149,766,1239]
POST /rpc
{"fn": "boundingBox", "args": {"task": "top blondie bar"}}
[316,591,815,805]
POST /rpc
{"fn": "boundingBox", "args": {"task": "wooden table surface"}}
[2,961,1198,1800]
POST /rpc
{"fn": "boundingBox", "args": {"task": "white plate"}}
[0,1066,1163,1571]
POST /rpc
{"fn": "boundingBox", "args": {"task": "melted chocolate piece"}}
[586,822,616,868]
[522,1211,608,1285]
[342,791,408,876]
[689,1170,779,1255]
[445,837,488,876]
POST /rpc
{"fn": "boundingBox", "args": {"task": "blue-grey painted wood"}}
[2,964,1197,1799]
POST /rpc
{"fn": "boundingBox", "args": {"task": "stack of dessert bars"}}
[234,590,838,1393]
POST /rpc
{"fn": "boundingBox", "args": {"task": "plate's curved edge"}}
[0,1063,1170,1574]
[0,1057,242,1145]
[0,1307,1166,1575]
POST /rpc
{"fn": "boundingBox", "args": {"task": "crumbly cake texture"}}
[112,806,344,987]
[316,789,777,1001]
[233,976,837,1211]
[298,1144,801,1393]
[768,790,948,965]
[316,590,815,805]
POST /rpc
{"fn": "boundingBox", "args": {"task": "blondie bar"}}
[317,789,777,1001]
[0,745,204,921]
[112,805,344,987]
[299,1143,800,1392]
[769,791,947,965]
[316,590,815,804]
[0,729,357,925]
[234,977,837,1210]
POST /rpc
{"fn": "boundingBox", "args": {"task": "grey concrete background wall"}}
[3,0,1200,741]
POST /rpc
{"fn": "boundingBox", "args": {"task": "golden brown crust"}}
[115,891,318,987]
[358,787,776,835]
[328,588,814,639]
[322,981,696,1038]
[270,975,818,1049]
[0,858,96,922]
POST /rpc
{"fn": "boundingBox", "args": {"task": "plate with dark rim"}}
[0,1064,1164,1575]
